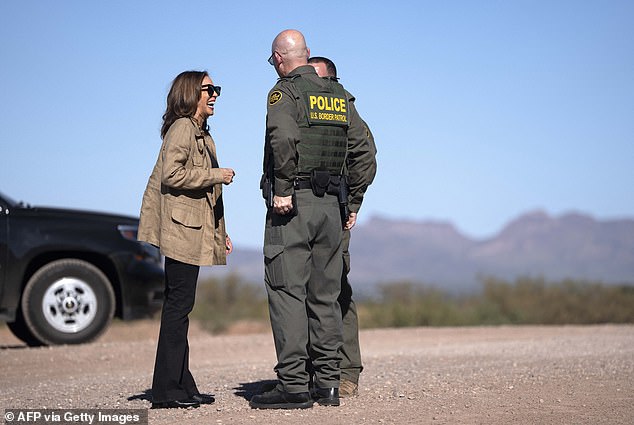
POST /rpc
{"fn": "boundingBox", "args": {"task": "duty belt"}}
[294,179,313,190]
[294,175,342,191]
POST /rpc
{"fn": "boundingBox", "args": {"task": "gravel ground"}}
[1,322,632,424]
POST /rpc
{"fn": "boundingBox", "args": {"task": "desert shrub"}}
[188,274,634,332]
[357,277,634,328]
[479,277,634,324]
[358,281,467,327]
[191,274,269,333]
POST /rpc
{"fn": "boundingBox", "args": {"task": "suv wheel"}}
[7,309,43,347]
[21,259,115,345]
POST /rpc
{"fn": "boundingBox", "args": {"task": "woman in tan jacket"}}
[138,70,235,409]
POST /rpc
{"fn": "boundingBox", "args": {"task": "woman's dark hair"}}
[161,70,208,138]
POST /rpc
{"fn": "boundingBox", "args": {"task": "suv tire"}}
[21,259,115,345]
[7,308,43,347]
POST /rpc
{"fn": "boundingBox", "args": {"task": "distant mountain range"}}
[203,210,634,294]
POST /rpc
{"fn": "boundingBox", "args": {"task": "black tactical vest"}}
[291,76,349,175]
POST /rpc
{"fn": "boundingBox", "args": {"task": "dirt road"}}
[1,322,632,424]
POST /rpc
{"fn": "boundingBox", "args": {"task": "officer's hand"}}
[273,195,293,215]
[344,212,357,230]
[221,168,235,185]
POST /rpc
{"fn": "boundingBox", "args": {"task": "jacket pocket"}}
[263,244,286,289]
[163,202,204,261]
[171,204,203,228]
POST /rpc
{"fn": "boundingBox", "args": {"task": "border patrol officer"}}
[308,56,378,398]
[250,30,371,410]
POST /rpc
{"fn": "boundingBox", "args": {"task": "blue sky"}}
[1,1,633,249]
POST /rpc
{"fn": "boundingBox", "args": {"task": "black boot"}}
[313,387,340,406]
[249,388,313,409]
[191,393,215,404]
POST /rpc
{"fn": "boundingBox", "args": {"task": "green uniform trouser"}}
[339,230,364,383]
[264,188,344,393]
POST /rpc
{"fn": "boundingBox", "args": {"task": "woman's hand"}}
[225,235,233,255]
[221,168,235,185]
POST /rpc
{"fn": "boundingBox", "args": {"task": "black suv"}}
[0,191,164,346]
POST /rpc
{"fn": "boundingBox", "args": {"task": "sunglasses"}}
[201,84,221,96]
[268,52,276,66]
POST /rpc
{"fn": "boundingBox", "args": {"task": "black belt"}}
[294,176,342,192]
[294,180,312,190]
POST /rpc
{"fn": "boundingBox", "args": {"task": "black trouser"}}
[151,256,200,403]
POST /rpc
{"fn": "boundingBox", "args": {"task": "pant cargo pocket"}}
[264,244,286,289]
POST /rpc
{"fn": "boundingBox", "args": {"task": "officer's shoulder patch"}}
[269,90,283,105]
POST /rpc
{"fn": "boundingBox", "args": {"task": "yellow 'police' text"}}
[309,95,347,113]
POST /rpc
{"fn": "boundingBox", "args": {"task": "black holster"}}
[336,175,350,226]
[309,170,349,226]
[310,170,331,197]
[260,174,274,208]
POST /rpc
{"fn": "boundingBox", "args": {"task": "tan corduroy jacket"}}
[138,117,227,266]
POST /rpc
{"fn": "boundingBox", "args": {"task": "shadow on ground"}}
[128,389,152,403]
[234,380,277,401]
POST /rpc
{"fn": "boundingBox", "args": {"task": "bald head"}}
[271,29,310,77]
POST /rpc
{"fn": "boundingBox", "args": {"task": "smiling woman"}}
[196,78,220,122]
[200,82,221,116]
[137,70,236,410]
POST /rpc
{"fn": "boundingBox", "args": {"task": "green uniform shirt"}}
[265,65,375,212]
[345,92,377,213]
